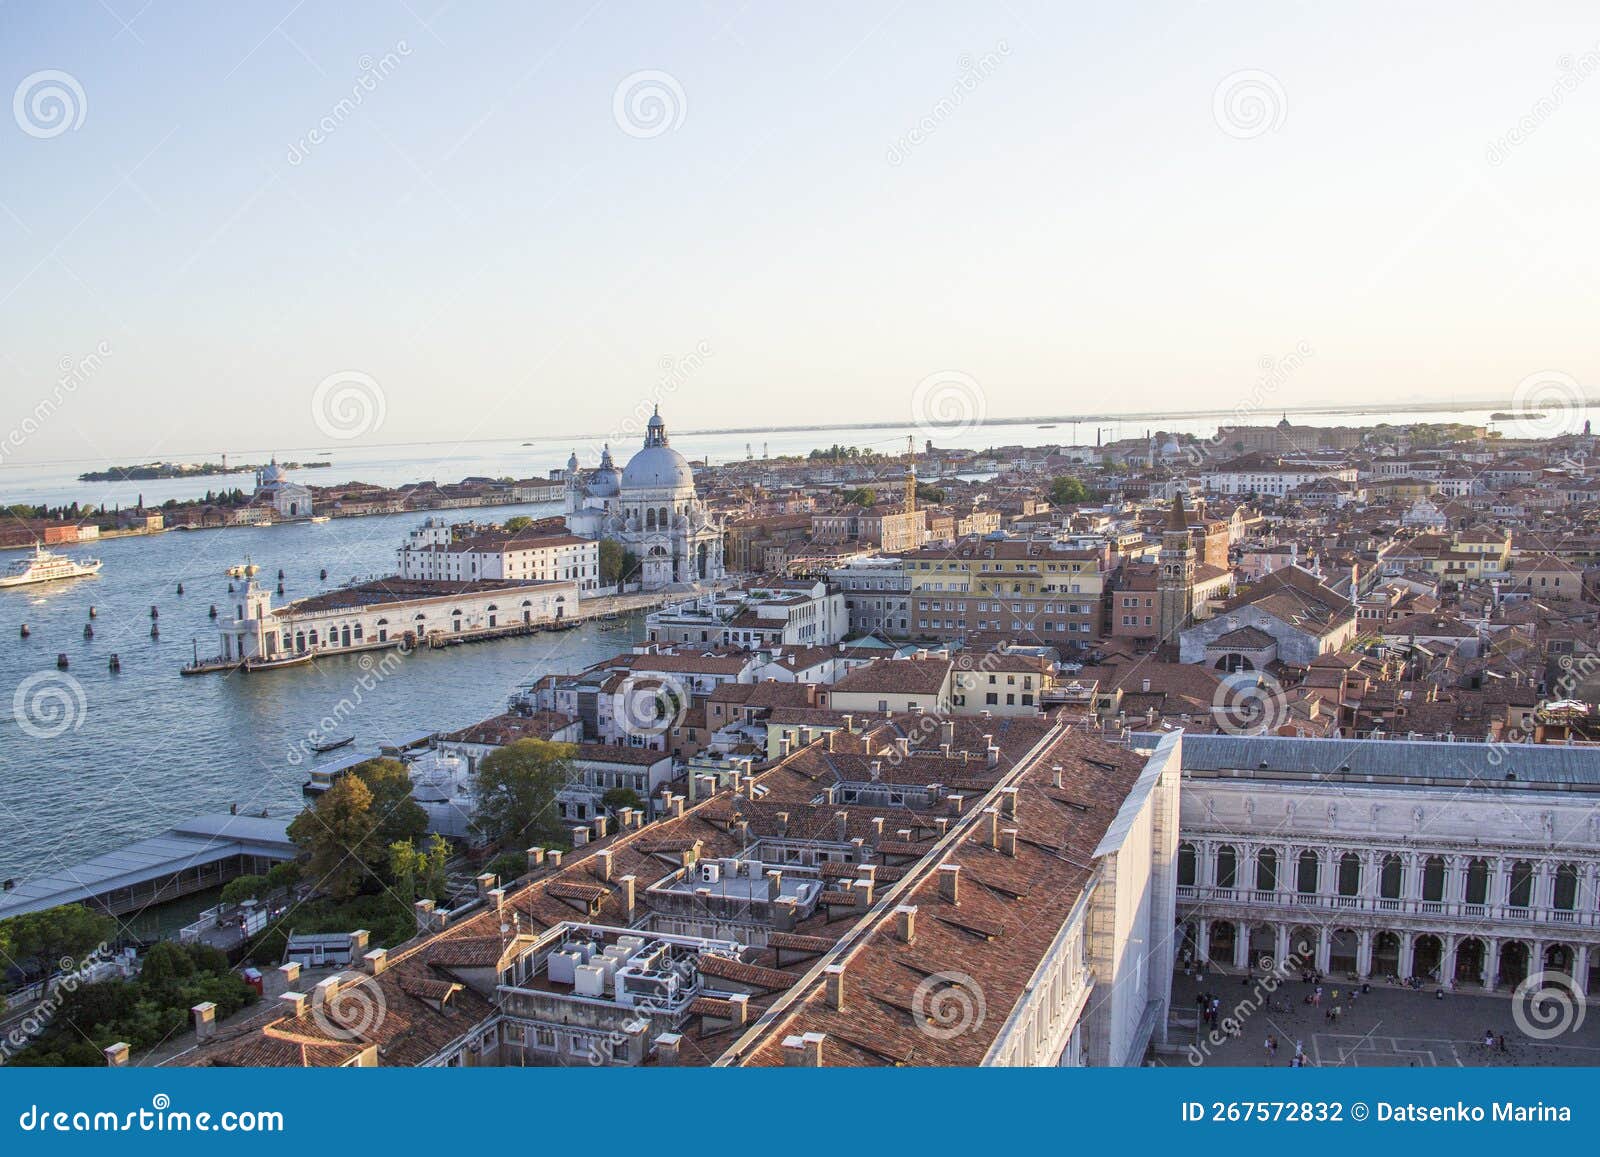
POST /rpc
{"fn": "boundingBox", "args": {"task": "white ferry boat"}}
[0,545,103,589]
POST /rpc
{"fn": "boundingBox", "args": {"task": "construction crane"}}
[903,434,917,515]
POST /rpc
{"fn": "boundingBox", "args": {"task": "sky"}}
[1,1,1599,467]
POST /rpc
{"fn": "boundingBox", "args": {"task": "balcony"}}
[1176,885,1599,929]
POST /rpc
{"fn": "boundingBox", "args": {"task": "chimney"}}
[1001,827,1018,857]
[986,743,1000,769]
[948,793,965,816]
[548,849,564,870]
[895,904,917,943]
[734,818,750,846]
[799,727,813,746]
[527,846,546,872]
[773,896,798,931]
[824,963,847,1010]
[842,713,854,732]
[775,810,789,837]
[895,736,910,755]
[191,1001,217,1042]
[729,992,750,1025]
[982,806,1000,849]
[594,849,614,882]
[656,1032,683,1065]
[476,872,497,899]
[823,784,838,805]
[779,736,792,758]
[938,862,961,904]
[269,961,301,997]
[833,811,849,841]
[935,816,950,835]
[103,1042,130,1067]
[414,898,436,932]
[827,729,839,753]
[620,874,638,917]
[593,814,610,840]
[488,887,507,913]
[870,816,885,843]
[853,876,875,907]
[364,948,389,976]
[869,760,883,780]
[784,1032,825,1066]
[766,869,783,901]
[1000,786,1018,819]
[670,795,685,819]
[279,991,309,1019]
[313,975,341,1011]
[570,825,590,848]
[1141,678,1151,692]
[1052,763,1063,789]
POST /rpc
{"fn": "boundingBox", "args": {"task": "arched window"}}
[1422,855,1445,902]
[1380,853,1403,900]
[1177,842,1196,887]
[1297,849,1319,895]
[646,509,656,530]
[1338,853,1361,897]
[1509,860,1534,908]
[1255,848,1278,892]
[1215,845,1237,889]
[1465,857,1489,904]
[1554,863,1579,911]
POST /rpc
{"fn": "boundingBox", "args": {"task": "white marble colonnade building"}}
[1174,735,1600,993]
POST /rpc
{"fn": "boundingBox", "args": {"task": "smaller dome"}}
[567,449,580,472]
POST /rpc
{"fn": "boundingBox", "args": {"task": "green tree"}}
[352,758,428,851]
[1049,476,1089,506]
[844,487,875,507]
[503,515,533,532]
[914,482,945,504]
[0,905,115,977]
[287,774,379,901]
[473,739,575,848]
[599,538,640,586]
[219,875,267,906]
[601,786,645,814]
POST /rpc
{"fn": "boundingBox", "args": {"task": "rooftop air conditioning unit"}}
[699,862,722,884]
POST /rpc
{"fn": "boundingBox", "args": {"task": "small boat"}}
[309,515,331,523]
[311,735,354,754]
[243,651,314,673]
[0,545,103,589]
[226,561,259,578]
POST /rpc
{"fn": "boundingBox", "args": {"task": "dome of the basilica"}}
[622,444,695,491]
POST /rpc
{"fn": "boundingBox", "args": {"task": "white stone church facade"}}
[563,407,724,590]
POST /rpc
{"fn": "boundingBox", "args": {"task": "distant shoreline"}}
[76,460,334,482]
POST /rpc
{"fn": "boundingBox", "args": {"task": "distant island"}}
[1490,411,1546,421]
[78,459,333,482]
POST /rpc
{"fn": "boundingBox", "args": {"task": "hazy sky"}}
[2,2,1598,465]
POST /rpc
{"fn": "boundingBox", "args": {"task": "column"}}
[1441,934,1457,991]
[1398,932,1415,979]
[1575,945,1590,997]
[1234,930,1250,972]
[1197,919,1212,965]
[1274,924,1291,970]
[1315,926,1331,974]
[1356,929,1373,979]
[1483,937,1499,991]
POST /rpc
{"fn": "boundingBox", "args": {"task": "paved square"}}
[1166,970,1600,1066]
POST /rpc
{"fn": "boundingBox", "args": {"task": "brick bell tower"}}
[1157,491,1196,657]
